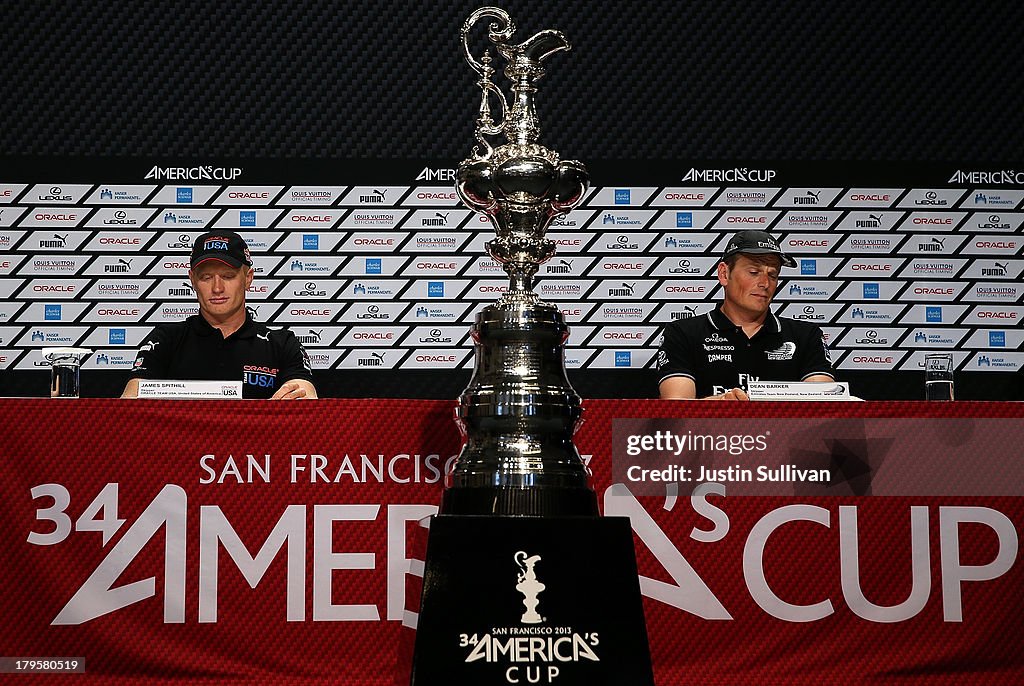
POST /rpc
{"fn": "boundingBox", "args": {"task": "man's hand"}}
[710,387,750,401]
[120,378,141,398]
[270,379,317,400]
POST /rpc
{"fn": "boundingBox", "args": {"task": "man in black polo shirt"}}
[121,231,317,400]
[657,230,835,400]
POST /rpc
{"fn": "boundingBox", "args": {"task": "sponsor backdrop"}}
[1,1,1022,400]
[0,159,1020,399]
[1,399,1022,684]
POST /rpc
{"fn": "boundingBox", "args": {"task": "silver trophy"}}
[42,347,93,398]
[444,7,597,516]
[411,13,654,683]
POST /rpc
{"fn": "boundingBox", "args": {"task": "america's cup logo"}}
[515,551,545,624]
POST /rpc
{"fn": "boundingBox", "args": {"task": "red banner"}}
[1,399,1021,684]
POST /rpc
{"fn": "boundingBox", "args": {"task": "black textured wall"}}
[2,0,1021,160]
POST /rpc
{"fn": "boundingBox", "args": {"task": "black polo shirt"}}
[657,305,835,397]
[129,313,313,399]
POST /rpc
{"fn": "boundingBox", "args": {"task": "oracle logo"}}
[912,217,952,225]
[789,239,828,247]
[247,285,268,293]
[34,213,77,221]
[853,356,894,363]
[163,261,190,269]
[291,215,333,222]
[726,216,766,224]
[561,309,581,316]
[416,355,456,363]
[354,332,394,340]
[849,194,890,201]
[604,332,643,340]
[97,308,140,316]
[99,237,141,245]
[605,263,644,270]
[479,285,507,293]
[663,192,705,201]
[0,261,10,269]
[228,191,269,199]
[975,241,1016,249]
[851,264,891,271]
[915,287,953,295]
[33,284,76,292]
[555,239,582,247]
[417,192,457,200]
[0,190,11,197]
[289,309,331,316]
[417,262,457,270]
[353,238,395,246]
[665,285,706,293]
[977,311,1018,319]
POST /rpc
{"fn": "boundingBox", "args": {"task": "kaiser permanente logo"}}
[681,167,776,182]
[144,165,243,180]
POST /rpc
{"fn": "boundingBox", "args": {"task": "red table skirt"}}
[1,399,1021,684]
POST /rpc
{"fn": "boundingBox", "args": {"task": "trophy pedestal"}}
[411,515,654,686]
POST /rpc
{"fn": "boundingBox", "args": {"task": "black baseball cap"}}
[721,230,796,268]
[190,231,253,269]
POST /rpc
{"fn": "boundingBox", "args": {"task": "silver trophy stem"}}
[445,8,596,516]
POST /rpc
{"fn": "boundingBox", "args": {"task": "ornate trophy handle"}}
[461,6,573,156]
[462,8,513,158]
[461,7,516,78]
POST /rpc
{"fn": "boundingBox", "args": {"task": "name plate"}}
[137,380,243,399]
[747,381,857,401]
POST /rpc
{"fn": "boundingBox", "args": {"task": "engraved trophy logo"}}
[514,551,545,624]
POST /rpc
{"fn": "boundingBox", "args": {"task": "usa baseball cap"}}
[190,231,253,269]
[721,230,796,268]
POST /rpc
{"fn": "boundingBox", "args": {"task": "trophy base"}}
[441,485,599,517]
[410,515,654,686]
